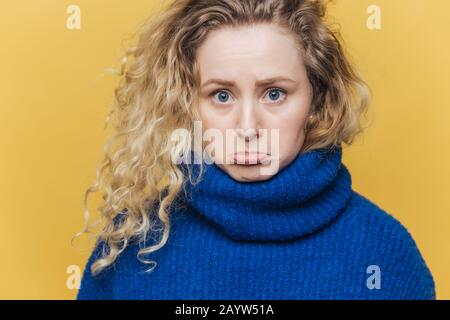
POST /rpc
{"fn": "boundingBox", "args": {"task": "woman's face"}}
[196,23,313,182]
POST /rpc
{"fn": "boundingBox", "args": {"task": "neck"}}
[181,146,353,241]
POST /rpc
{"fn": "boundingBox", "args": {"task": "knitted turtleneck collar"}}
[181,146,353,242]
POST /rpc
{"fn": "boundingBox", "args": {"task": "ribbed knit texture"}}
[77,146,435,300]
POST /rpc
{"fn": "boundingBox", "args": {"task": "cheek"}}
[270,107,309,137]
[197,106,228,156]
[280,120,306,144]
[197,103,210,127]
[269,109,309,154]
[198,103,229,130]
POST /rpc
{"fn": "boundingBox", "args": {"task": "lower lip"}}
[233,153,270,165]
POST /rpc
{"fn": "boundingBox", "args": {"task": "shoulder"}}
[342,190,425,244]
[338,190,436,299]
[77,213,128,299]
[342,191,415,236]
[77,238,115,300]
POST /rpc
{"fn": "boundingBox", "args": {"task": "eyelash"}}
[210,87,287,105]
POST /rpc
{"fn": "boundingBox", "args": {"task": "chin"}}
[218,163,279,183]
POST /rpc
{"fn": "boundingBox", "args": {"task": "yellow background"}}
[0,0,449,299]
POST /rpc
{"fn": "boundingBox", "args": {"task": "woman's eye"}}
[210,88,286,105]
[264,88,286,103]
[212,90,232,104]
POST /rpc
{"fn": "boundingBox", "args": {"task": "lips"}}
[233,152,270,165]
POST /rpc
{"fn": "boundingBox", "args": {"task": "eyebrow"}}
[201,76,297,89]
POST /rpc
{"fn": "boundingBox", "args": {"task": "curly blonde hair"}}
[74,0,371,276]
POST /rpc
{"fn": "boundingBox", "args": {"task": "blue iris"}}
[217,91,229,103]
[268,89,281,101]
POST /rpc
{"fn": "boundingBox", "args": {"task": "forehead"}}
[196,23,304,79]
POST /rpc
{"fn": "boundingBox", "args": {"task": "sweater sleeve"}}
[76,240,114,300]
[385,220,436,300]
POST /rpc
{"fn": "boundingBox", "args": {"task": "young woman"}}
[76,0,435,299]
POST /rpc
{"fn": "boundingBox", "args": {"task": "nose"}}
[237,128,258,142]
[236,103,259,142]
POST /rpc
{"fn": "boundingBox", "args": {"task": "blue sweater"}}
[77,146,435,299]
